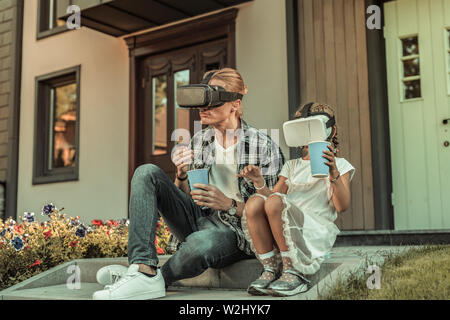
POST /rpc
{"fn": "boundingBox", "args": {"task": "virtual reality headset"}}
[283,102,336,147]
[176,71,243,109]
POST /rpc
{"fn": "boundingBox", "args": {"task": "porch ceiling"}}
[59,0,252,37]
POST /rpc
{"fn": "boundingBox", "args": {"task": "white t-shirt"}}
[208,139,244,202]
[278,157,355,222]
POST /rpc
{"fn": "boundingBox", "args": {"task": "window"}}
[37,0,70,39]
[400,36,421,100]
[33,66,81,184]
[152,75,168,155]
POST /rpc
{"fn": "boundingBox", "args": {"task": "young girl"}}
[238,102,355,297]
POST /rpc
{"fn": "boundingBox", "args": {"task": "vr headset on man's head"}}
[176,71,243,109]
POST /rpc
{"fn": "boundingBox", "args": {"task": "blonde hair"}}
[294,102,340,153]
[202,68,248,118]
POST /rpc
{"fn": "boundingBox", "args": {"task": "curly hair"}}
[294,102,339,155]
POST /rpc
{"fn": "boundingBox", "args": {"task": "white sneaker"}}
[96,264,128,286]
[92,264,166,300]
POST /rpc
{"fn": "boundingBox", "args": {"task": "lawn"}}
[320,244,450,300]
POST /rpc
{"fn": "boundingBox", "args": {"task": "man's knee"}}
[132,164,163,184]
[183,229,234,267]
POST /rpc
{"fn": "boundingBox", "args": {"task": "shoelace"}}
[104,271,128,290]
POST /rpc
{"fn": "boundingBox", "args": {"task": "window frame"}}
[33,65,81,185]
[36,0,71,40]
[398,34,423,102]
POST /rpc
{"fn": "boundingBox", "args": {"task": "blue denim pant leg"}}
[161,213,250,286]
[127,164,206,268]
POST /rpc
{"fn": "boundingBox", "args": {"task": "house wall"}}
[296,0,375,230]
[18,0,129,224]
[235,0,290,158]
[16,0,289,224]
[0,0,17,217]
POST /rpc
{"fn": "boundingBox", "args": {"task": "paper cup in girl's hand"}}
[308,140,331,178]
[187,169,209,190]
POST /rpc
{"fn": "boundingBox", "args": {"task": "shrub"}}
[0,203,171,291]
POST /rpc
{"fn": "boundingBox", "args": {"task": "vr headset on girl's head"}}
[176,71,243,109]
[300,102,336,141]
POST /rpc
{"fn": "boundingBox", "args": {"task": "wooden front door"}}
[136,39,229,179]
[384,0,450,230]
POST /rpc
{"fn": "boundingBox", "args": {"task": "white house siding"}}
[17,0,289,223]
[18,0,129,224]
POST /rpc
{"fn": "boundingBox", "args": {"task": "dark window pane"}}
[40,0,66,32]
[153,75,168,155]
[403,58,420,77]
[403,79,421,99]
[206,63,220,71]
[50,83,77,169]
[402,36,419,56]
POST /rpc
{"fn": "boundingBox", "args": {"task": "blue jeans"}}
[127,164,252,286]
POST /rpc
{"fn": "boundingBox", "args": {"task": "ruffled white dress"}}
[242,157,355,275]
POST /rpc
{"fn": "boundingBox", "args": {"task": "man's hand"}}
[172,145,194,178]
[190,184,232,211]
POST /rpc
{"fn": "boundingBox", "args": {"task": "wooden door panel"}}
[137,39,229,179]
[384,0,450,230]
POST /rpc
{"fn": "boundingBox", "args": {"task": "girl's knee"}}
[264,194,285,216]
[244,195,266,219]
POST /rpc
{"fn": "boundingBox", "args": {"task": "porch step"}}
[0,246,415,300]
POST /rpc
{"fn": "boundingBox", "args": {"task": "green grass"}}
[319,245,450,300]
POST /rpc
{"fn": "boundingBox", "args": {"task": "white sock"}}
[258,250,276,260]
[280,250,290,258]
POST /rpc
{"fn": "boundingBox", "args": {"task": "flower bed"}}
[0,203,171,291]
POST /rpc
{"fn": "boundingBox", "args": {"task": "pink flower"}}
[92,220,103,227]
[29,260,41,268]
[43,230,52,240]
[157,247,164,255]
[106,220,118,227]
[69,240,78,248]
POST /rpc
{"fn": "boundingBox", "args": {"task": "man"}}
[93,68,285,300]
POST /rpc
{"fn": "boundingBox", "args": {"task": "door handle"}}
[443,118,450,124]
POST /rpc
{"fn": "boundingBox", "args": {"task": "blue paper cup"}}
[187,169,209,190]
[308,140,331,178]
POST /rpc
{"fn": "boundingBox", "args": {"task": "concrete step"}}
[0,246,415,300]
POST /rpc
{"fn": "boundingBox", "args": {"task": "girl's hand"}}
[190,184,232,211]
[323,145,340,179]
[237,165,262,181]
[237,165,265,189]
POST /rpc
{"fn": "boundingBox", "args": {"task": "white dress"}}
[242,157,355,275]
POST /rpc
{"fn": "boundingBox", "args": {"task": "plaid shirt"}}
[167,118,286,255]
